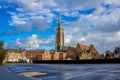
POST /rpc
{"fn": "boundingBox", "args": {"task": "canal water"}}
[8,64,120,80]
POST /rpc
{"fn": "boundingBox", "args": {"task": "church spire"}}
[58,17,62,29]
[56,17,64,52]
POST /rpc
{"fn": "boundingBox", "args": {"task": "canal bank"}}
[33,58,120,64]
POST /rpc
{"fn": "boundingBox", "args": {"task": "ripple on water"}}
[7,64,120,80]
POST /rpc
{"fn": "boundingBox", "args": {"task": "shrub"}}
[0,41,6,64]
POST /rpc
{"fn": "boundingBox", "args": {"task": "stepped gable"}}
[66,46,76,59]
[78,43,90,51]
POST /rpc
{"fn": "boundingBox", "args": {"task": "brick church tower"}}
[55,18,64,51]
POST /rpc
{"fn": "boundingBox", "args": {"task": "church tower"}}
[55,18,64,51]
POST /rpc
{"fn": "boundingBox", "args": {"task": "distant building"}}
[6,50,67,63]
[55,18,64,52]
[6,51,24,63]
[7,51,22,62]
[26,50,67,63]
[66,46,76,59]
[98,54,104,59]
[66,43,99,60]
[114,47,120,57]
[6,18,102,62]
[104,50,114,58]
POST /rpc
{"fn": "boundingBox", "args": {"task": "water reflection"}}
[8,64,120,80]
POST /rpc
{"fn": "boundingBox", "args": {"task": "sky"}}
[0,0,120,53]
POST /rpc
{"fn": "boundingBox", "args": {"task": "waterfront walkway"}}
[0,64,34,80]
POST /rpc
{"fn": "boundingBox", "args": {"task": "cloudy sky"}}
[0,0,120,53]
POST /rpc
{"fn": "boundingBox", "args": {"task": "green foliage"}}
[0,41,6,64]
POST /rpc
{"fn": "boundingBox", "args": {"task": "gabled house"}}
[104,50,114,59]
[66,46,76,59]
[66,43,99,60]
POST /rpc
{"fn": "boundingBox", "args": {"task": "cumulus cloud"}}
[2,0,120,53]
[62,0,120,53]
[4,0,56,33]
[6,0,103,26]
[4,34,55,49]
[8,11,49,32]
[0,5,2,9]
[64,28,120,53]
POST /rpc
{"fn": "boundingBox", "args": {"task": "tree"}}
[0,41,6,64]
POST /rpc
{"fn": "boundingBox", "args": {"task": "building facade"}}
[66,43,99,60]
[104,50,114,59]
[6,50,27,63]
[7,51,22,62]
[6,50,67,63]
[55,18,64,51]
[26,50,66,62]
[114,47,120,57]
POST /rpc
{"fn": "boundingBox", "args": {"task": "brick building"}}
[7,51,22,62]
[6,50,67,63]
[66,43,99,60]
[26,50,67,63]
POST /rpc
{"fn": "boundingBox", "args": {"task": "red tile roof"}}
[78,44,90,51]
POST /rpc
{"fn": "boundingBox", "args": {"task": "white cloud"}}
[5,34,55,49]
[7,0,103,26]
[10,15,28,25]
[8,12,48,32]
[3,0,120,53]
[0,5,2,9]
[93,6,105,15]
[64,28,120,53]
[105,0,120,6]
[63,1,120,53]
[6,0,57,32]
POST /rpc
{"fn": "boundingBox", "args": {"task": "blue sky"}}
[0,0,120,53]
